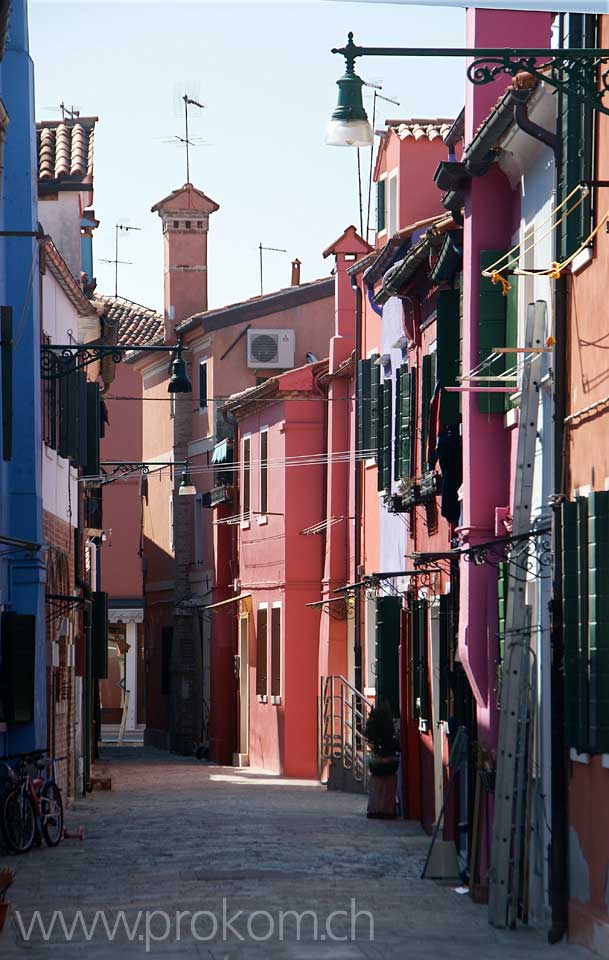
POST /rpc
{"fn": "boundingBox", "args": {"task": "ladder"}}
[488,301,546,927]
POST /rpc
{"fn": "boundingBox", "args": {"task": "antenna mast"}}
[258,244,287,297]
[183,94,206,183]
[100,223,141,298]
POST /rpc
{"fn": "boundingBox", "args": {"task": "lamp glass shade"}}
[178,471,196,496]
[325,118,374,147]
[168,356,192,394]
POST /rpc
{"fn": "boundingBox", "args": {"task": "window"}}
[410,599,430,722]
[169,496,174,553]
[161,626,173,696]
[478,250,508,415]
[173,220,179,229]
[561,13,595,259]
[198,360,208,411]
[271,604,281,699]
[260,429,268,516]
[375,596,400,716]
[185,221,191,229]
[256,605,268,697]
[197,220,203,228]
[421,351,437,470]
[387,174,398,238]
[436,290,461,425]
[376,179,386,233]
[242,436,251,521]
[377,376,392,492]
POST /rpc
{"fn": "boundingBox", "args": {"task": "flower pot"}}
[0,901,9,932]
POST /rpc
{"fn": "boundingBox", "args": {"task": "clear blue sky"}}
[29,1,465,312]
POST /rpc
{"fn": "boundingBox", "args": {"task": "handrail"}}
[333,674,374,708]
[319,674,373,785]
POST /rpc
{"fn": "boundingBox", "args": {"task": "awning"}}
[211,438,230,465]
[205,593,252,611]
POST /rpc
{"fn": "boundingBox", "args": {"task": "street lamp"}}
[325,44,373,147]
[178,469,196,497]
[41,337,192,393]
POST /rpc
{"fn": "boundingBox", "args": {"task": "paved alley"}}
[0,748,592,959]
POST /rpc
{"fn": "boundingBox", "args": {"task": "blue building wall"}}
[0,0,46,755]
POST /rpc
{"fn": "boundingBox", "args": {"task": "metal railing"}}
[319,675,373,785]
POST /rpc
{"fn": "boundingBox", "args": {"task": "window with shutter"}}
[588,492,609,752]
[377,179,386,233]
[436,289,461,426]
[375,596,401,716]
[410,599,430,721]
[377,377,392,491]
[394,368,402,480]
[408,367,417,478]
[478,251,508,415]
[562,499,589,752]
[395,366,411,480]
[420,353,436,469]
[271,605,281,698]
[83,382,101,478]
[256,606,268,697]
[260,429,269,516]
[439,594,452,723]
[199,360,208,411]
[242,436,251,520]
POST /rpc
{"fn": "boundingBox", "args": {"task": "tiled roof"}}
[96,295,163,347]
[43,238,99,318]
[385,118,454,142]
[37,117,97,186]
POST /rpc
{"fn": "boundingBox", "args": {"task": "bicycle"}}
[1,751,64,854]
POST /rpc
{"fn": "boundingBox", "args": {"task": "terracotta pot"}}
[367,766,398,819]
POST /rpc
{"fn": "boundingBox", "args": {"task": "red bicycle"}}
[1,751,64,853]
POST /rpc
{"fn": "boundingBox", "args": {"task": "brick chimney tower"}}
[151,183,220,342]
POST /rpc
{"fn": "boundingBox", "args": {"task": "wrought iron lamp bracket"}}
[332,33,609,117]
[461,527,552,581]
[41,341,186,381]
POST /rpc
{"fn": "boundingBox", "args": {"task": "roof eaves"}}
[44,238,98,317]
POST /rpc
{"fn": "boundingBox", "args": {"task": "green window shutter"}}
[416,600,430,721]
[560,14,595,260]
[397,367,411,480]
[377,180,386,233]
[436,289,461,426]
[91,591,108,679]
[420,353,436,469]
[478,251,508,415]
[83,382,101,478]
[588,492,609,752]
[408,367,417,478]
[377,378,392,492]
[369,356,380,457]
[577,497,590,751]
[439,595,451,723]
[562,501,585,749]
[375,595,401,716]
[356,358,372,454]
[394,368,402,481]
[497,561,508,666]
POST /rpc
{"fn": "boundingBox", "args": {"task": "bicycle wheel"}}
[2,788,36,853]
[40,782,63,847]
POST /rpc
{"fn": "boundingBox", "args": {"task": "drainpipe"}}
[548,12,568,944]
[352,276,363,692]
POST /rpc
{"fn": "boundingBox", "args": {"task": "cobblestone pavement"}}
[0,747,593,958]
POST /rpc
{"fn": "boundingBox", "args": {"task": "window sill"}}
[257,694,268,704]
[363,686,376,699]
[365,458,376,469]
[271,695,281,705]
[197,406,208,415]
[571,244,594,276]
[418,719,428,734]
[256,515,268,526]
[240,520,250,531]
[569,748,590,765]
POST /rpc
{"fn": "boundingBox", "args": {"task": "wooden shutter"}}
[242,437,251,519]
[377,378,392,492]
[356,358,372,454]
[271,606,281,697]
[497,561,508,666]
[376,179,386,233]
[408,367,417,478]
[436,289,460,426]
[199,361,208,411]
[375,596,401,716]
[560,14,595,259]
[260,430,268,516]
[588,492,609,752]
[478,251,508,415]
[91,591,108,679]
[562,500,587,750]
[369,356,380,456]
[397,367,411,480]
[256,606,268,696]
[394,367,402,480]
[83,382,101,478]
[420,353,436,469]
[1,306,12,461]
[411,599,430,721]
[76,371,88,468]
[439,594,451,723]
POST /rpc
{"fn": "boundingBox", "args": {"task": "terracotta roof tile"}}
[385,118,455,143]
[97,295,163,347]
[36,117,97,186]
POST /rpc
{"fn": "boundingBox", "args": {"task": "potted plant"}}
[0,867,14,932]
[363,701,400,819]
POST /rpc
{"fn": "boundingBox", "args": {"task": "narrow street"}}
[0,749,591,959]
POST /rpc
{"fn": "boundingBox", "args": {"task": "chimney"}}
[151,183,220,343]
[290,258,301,287]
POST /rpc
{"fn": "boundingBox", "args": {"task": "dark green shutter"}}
[439,595,451,723]
[436,290,460,426]
[394,368,402,480]
[369,356,380,456]
[411,599,429,721]
[396,366,411,480]
[76,371,88,468]
[83,382,101,477]
[377,378,392,491]
[421,353,436,469]
[375,595,401,716]
[377,180,386,233]
[588,492,609,752]
[91,591,108,679]
[357,358,372,454]
[562,500,587,750]
[478,251,508,415]
[497,561,508,665]
[560,14,595,260]
[409,367,417,478]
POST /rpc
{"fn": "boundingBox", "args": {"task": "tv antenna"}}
[159,94,207,184]
[363,84,400,243]
[258,244,287,297]
[100,223,141,298]
[59,102,80,120]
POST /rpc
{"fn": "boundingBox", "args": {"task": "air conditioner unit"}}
[247,329,295,369]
